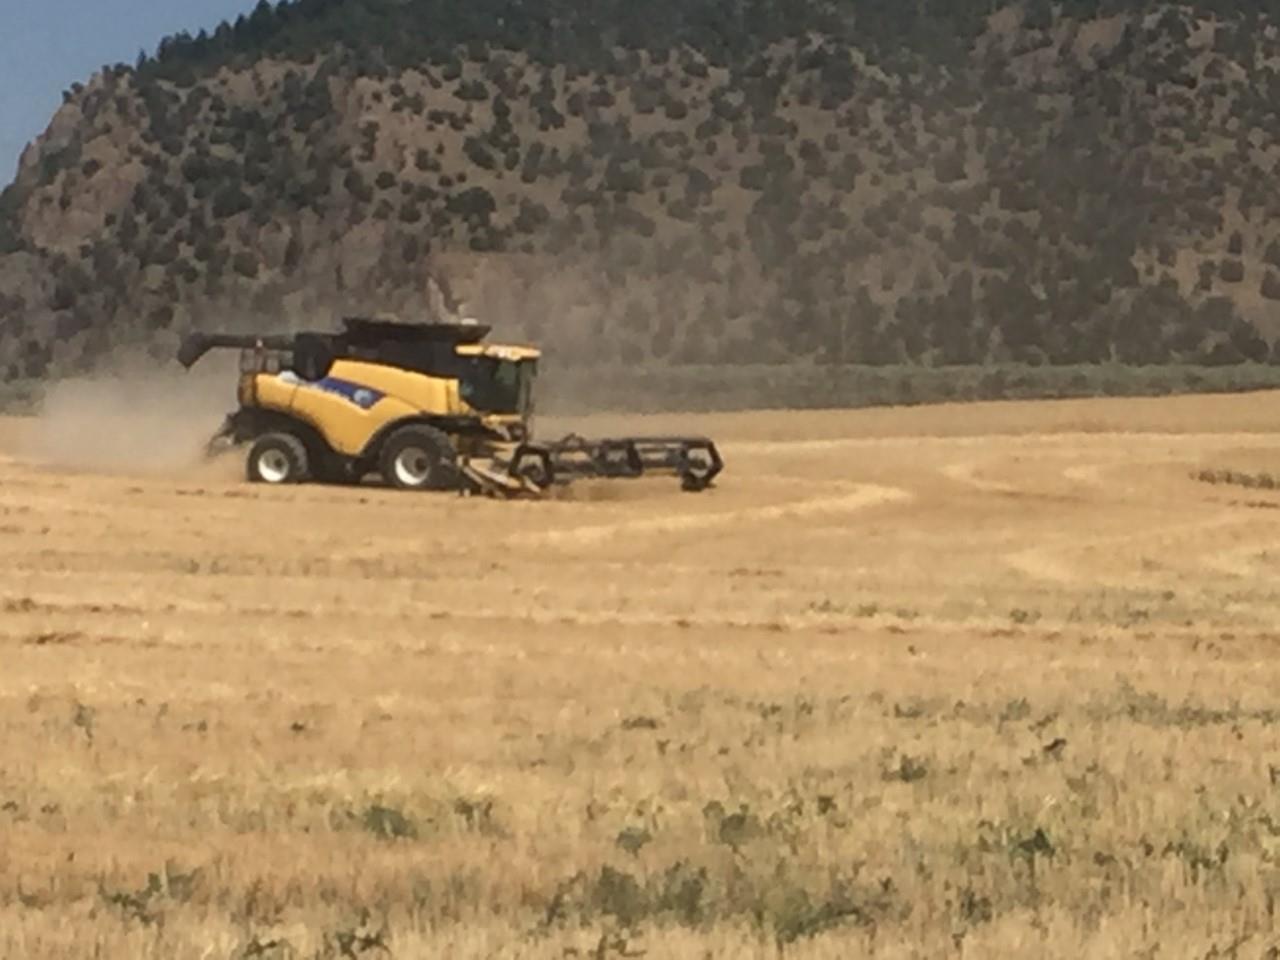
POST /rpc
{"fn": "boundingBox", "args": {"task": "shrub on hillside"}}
[456,79,489,102]
[231,250,258,278]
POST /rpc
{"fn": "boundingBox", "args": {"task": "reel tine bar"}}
[507,435,723,493]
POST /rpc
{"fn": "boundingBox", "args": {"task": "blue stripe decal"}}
[276,371,386,410]
[316,378,384,412]
[304,376,385,410]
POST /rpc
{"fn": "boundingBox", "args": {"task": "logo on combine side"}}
[280,372,384,410]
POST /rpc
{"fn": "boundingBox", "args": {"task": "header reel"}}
[462,434,724,498]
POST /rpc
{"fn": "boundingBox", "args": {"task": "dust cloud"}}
[23,349,241,475]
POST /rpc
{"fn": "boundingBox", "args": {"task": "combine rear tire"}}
[379,425,457,491]
[247,433,310,484]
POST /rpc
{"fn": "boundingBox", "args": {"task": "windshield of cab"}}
[461,358,536,415]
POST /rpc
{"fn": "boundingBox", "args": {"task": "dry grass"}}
[4,392,1280,957]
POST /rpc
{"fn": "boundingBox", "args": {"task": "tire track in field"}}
[930,435,1280,587]
[1004,513,1260,586]
[1062,463,1106,486]
[939,460,1021,495]
[1203,545,1269,580]
[730,431,1280,454]
[509,482,913,549]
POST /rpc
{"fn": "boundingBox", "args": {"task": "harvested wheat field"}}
[5,390,1280,959]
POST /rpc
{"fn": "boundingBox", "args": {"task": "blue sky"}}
[1,0,259,182]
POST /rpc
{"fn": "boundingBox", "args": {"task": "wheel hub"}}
[257,449,292,483]
[394,447,433,487]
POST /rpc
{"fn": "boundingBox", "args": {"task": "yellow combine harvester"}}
[177,316,722,497]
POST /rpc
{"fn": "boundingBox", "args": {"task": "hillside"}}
[5,0,1280,380]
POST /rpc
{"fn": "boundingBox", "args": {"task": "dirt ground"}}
[3,392,1280,958]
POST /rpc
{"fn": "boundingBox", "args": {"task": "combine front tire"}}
[247,433,310,485]
[379,425,457,491]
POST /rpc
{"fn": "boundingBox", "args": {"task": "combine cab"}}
[177,316,723,498]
